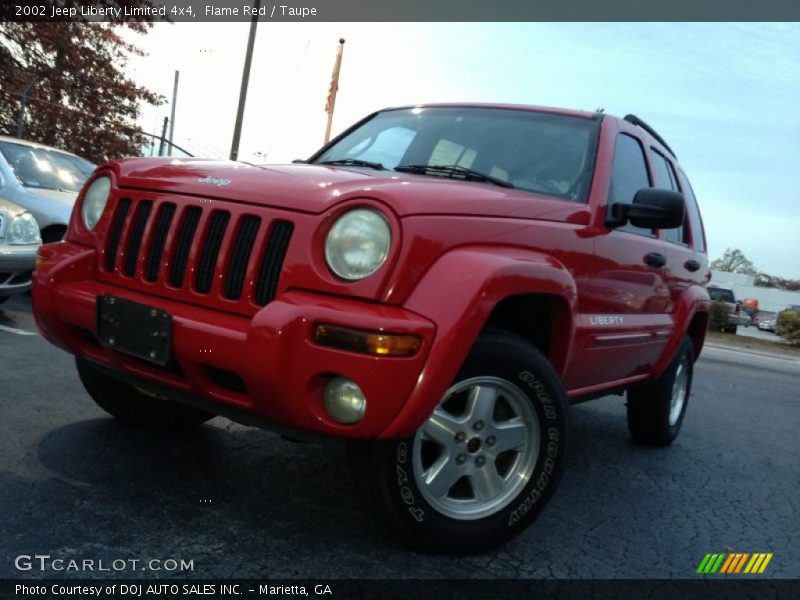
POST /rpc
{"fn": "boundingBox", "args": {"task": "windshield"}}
[312,107,599,201]
[0,141,95,193]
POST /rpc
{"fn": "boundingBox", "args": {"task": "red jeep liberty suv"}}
[33,104,710,552]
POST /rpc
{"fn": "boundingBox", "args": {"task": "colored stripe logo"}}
[697,553,773,574]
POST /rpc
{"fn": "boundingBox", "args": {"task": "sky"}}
[123,23,800,279]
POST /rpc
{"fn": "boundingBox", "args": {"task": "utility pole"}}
[230,0,260,161]
[16,74,46,138]
[168,70,179,156]
[158,117,169,157]
[324,39,346,145]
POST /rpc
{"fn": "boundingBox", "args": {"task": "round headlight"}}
[81,176,111,230]
[325,208,391,281]
[6,212,41,245]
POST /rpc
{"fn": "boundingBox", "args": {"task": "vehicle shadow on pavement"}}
[34,418,389,563]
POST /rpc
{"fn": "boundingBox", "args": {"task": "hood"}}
[109,158,590,222]
[24,187,78,207]
[0,196,28,218]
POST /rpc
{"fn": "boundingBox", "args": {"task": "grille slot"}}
[169,207,202,288]
[123,201,153,276]
[195,211,231,294]
[145,203,176,282]
[105,198,131,272]
[254,221,294,306]
[224,216,261,300]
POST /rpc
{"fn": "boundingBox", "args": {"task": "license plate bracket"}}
[96,295,172,366]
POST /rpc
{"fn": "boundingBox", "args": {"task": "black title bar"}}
[5,579,800,600]
[3,0,800,22]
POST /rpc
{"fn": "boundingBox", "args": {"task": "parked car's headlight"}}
[325,208,391,281]
[81,176,111,230]
[6,212,41,245]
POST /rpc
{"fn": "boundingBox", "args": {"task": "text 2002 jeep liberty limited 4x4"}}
[33,104,710,552]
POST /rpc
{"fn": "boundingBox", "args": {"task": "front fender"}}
[379,246,577,439]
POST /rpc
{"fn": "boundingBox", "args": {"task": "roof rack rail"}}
[623,114,676,159]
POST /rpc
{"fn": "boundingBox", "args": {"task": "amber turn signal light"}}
[314,324,421,357]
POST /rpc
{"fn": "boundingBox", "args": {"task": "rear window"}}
[708,287,735,303]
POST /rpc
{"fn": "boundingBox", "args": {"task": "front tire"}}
[626,337,694,446]
[348,330,568,553]
[77,358,214,428]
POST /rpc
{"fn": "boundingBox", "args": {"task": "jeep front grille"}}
[168,206,201,288]
[145,203,176,282]
[105,198,131,272]
[224,215,261,300]
[123,201,153,276]
[102,196,294,311]
[254,221,294,306]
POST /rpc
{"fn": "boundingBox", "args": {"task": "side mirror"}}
[608,188,685,230]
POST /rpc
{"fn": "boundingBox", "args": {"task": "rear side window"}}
[675,169,706,252]
[609,134,652,236]
[650,149,677,190]
[650,150,689,245]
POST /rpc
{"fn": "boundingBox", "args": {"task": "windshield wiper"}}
[318,158,386,170]
[394,164,514,189]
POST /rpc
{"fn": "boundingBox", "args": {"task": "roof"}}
[0,134,85,159]
[380,102,600,120]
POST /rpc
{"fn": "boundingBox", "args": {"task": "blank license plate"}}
[96,296,172,366]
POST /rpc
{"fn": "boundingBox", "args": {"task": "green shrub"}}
[776,310,800,346]
[708,300,732,332]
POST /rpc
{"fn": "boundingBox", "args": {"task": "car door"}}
[568,129,671,391]
[648,146,709,310]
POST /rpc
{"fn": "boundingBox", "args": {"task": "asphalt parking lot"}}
[1,294,798,579]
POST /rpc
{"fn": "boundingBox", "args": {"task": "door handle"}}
[643,252,666,268]
[684,259,701,272]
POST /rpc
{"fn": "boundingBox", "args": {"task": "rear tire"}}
[76,358,213,428]
[627,337,694,446]
[348,330,568,553]
[41,225,67,244]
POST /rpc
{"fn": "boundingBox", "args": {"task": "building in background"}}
[710,272,800,316]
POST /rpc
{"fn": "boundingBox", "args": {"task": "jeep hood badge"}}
[197,176,231,187]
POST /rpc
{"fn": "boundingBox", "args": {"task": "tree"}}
[710,248,758,276]
[708,300,732,333]
[0,1,163,163]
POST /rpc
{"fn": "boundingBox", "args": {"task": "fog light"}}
[324,376,366,425]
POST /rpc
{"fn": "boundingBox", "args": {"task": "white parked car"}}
[757,318,776,333]
[0,196,41,303]
[0,135,94,243]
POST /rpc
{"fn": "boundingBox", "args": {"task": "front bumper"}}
[33,242,436,439]
[0,243,37,297]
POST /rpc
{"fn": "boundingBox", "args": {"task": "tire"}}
[348,330,569,554]
[724,324,738,334]
[41,225,67,244]
[626,337,693,446]
[76,358,214,428]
